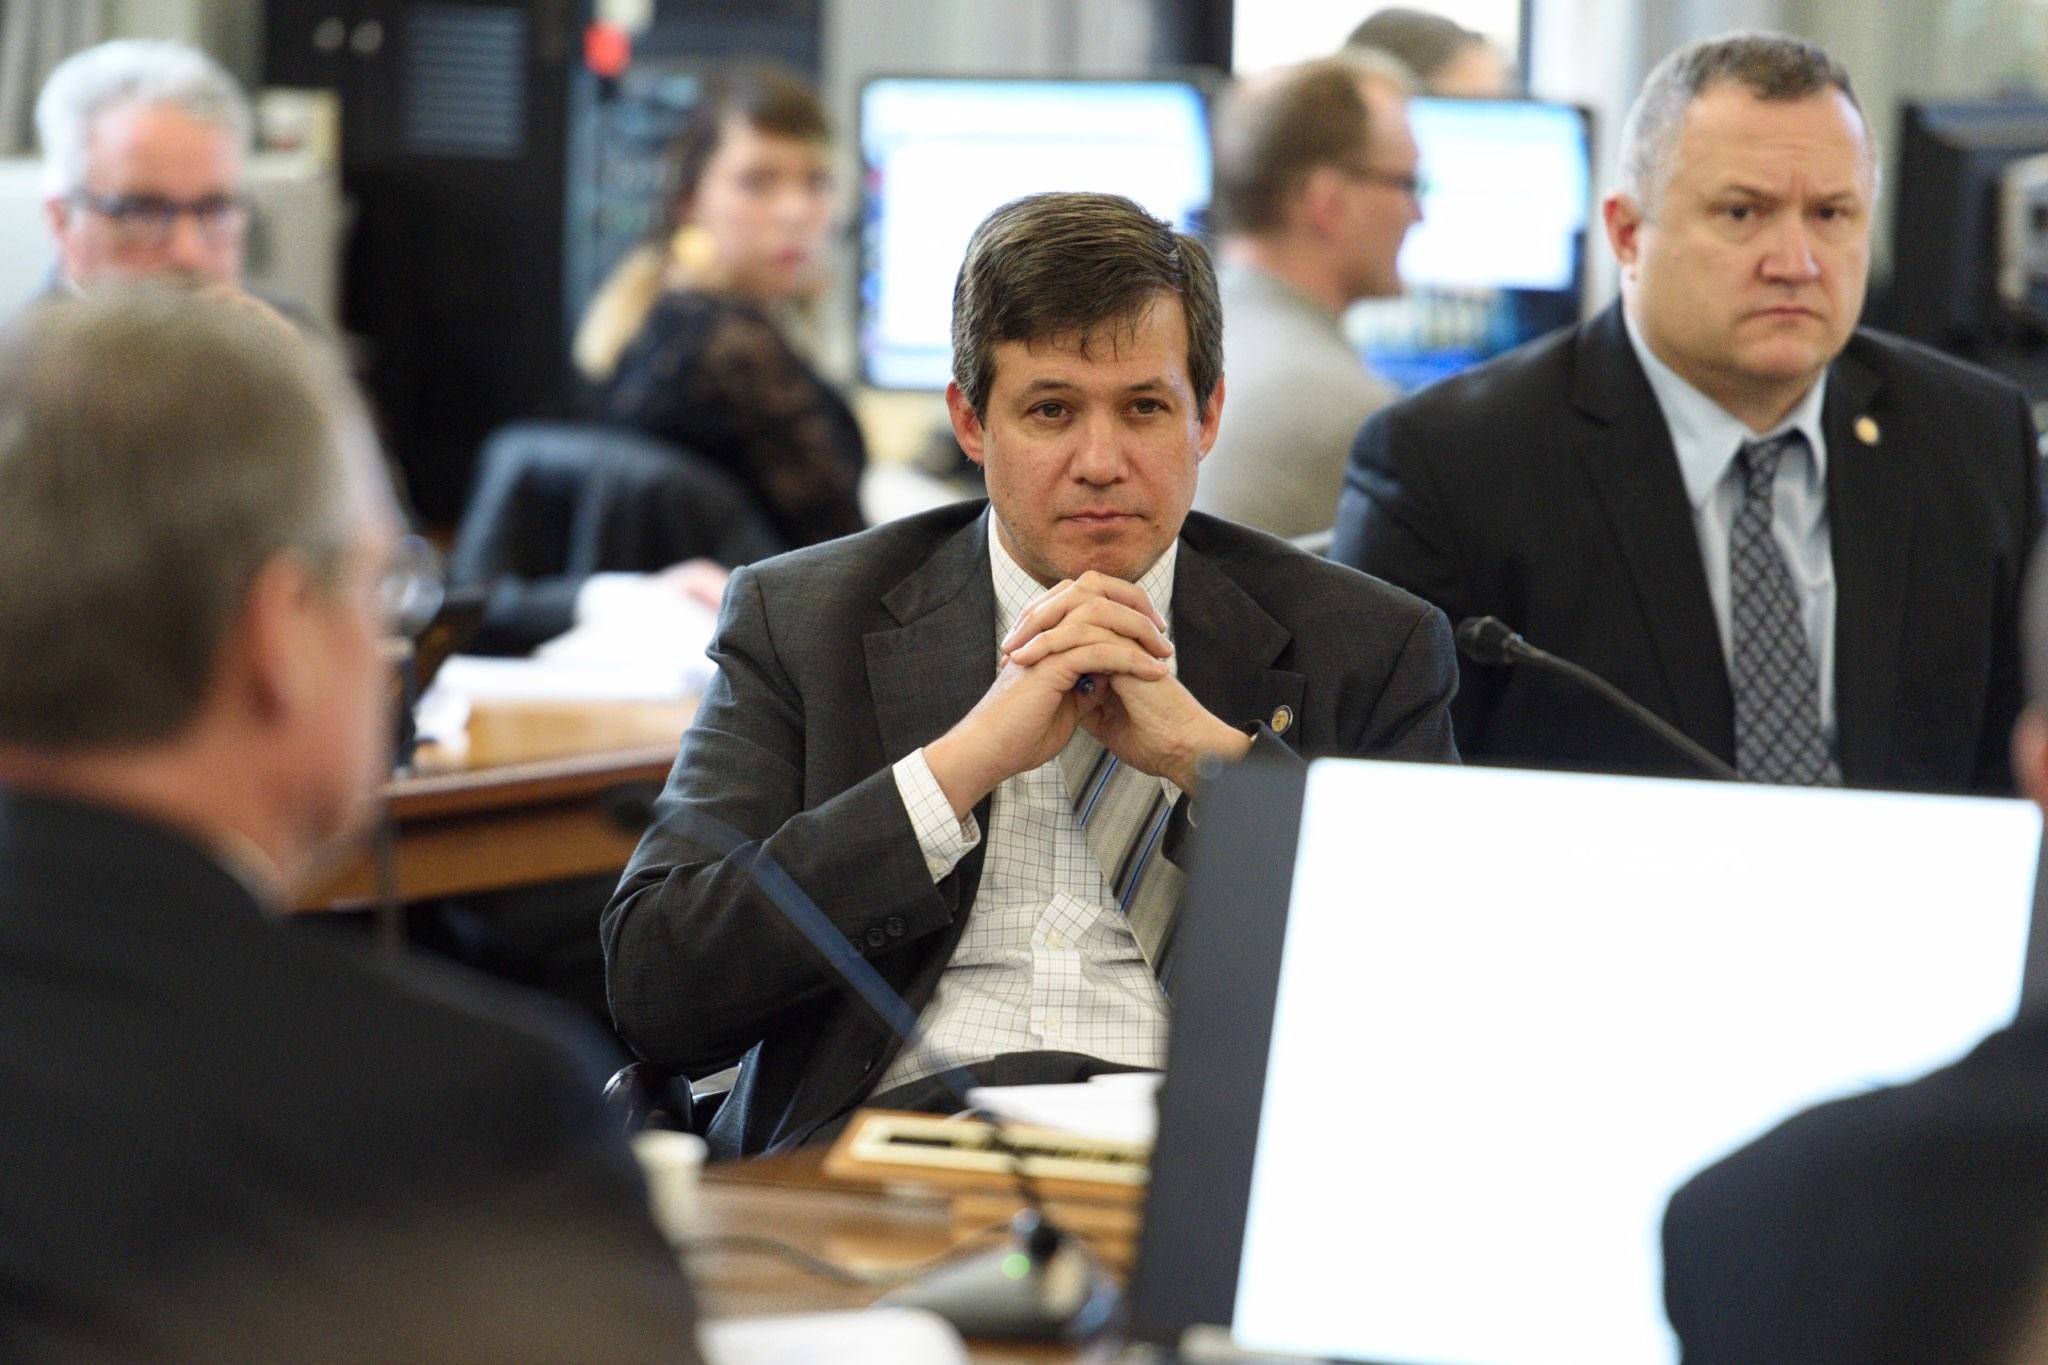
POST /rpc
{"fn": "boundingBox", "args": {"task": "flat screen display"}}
[1399,97,1590,291]
[1230,761,2040,1364]
[858,77,1213,390]
[1354,97,1592,391]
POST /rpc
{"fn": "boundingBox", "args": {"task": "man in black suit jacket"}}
[1662,1020,2048,1364]
[604,193,1458,1158]
[1660,552,2048,1364]
[0,289,697,1360]
[1334,32,2040,793]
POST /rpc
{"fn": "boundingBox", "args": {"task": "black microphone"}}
[1454,616,1741,782]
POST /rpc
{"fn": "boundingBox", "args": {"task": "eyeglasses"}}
[379,534,445,639]
[69,189,249,248]
[1344,166,1429,199]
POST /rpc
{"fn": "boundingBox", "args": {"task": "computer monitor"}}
[1354,96,1593,391]
[1130,758,2043,1363]
[1889,100,2048,352]
[857,76,1214,390]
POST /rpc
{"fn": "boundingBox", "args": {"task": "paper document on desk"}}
[423,653,701,704]
[965,1071,1162,1146]
[420,589,718,706]
[538,578,718,689]
[700,1308,965,1364]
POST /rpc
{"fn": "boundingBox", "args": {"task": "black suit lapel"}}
[860,509,999,903]
[1823,344,1909,786]
[1172,532,1305,741]
[822,509,999,1130]
[864,507,1002,769]
[1568,305,1736,763]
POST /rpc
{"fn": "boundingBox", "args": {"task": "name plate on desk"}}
[825,1109,1148,1275]
[824,1110,1148,1197]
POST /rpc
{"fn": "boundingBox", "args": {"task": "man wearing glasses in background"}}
[1193,52,1421,541]
[36,39,253,294]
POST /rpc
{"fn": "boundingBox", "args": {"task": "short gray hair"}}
[35,39,251,197]
[0,286,388,749]
[1618,32,1868,213]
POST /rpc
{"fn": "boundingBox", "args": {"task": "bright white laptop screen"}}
[1398,97,1590,292]
[1232,760,2041,1365]
[857,78,1212,390]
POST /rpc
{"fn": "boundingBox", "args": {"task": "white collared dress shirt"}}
[1623,311,1837,744]
[875,522,1175,1092]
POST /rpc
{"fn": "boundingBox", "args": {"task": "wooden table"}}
[299,699,694,911]
[694,1150,1094,1363]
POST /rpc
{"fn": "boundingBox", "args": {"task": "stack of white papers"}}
[416,578,718,731]
[701,1309,964,1364]
[964,1071,1162,1146]
[428,653,702,705]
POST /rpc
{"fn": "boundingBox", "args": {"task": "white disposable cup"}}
[632,1129,707,1247]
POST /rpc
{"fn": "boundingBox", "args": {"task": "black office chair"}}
[448,422,786,654]
[603,1061,739,1137]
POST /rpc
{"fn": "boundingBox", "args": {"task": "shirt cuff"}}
[892,748,981,883]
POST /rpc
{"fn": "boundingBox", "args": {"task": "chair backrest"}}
[448,422,785,589]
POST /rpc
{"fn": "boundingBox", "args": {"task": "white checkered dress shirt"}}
[876,523,1176,1091]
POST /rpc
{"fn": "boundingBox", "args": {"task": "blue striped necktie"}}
[1058,730,1184,987]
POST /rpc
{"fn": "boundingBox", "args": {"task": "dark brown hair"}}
[659,63,830,234]
[1212,59,1380,236]
[574,64,831,380]
[949,192,1222,420]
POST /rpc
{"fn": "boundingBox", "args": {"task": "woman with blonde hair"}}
[575,64,865,550]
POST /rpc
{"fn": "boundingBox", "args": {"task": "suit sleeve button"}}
[866,927,888,948]
[885,916,906,936]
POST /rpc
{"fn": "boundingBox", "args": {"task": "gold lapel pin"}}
[1270,705,1294,735]
[1854,415,1880,446]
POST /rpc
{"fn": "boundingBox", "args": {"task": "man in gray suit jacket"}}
[604,192,1458,1158]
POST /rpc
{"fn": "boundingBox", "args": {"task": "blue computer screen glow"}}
[1399,96,1591,292]
[858,78,1213,391]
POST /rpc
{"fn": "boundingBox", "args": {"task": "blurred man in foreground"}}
[1196,54,1419,539]
[0,288,697,1361]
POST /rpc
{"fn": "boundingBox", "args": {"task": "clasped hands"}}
[924,572,1251,819]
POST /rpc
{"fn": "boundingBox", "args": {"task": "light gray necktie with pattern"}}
[1058,730,1184,987]
[1729,431,1841,786]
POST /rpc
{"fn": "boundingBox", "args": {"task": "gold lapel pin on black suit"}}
[1854,415,1880,446]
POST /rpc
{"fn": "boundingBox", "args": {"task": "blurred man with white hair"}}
[36,38,251,290]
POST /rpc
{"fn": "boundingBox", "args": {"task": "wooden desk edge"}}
[295,743,681,911]
[390,744,680,818]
